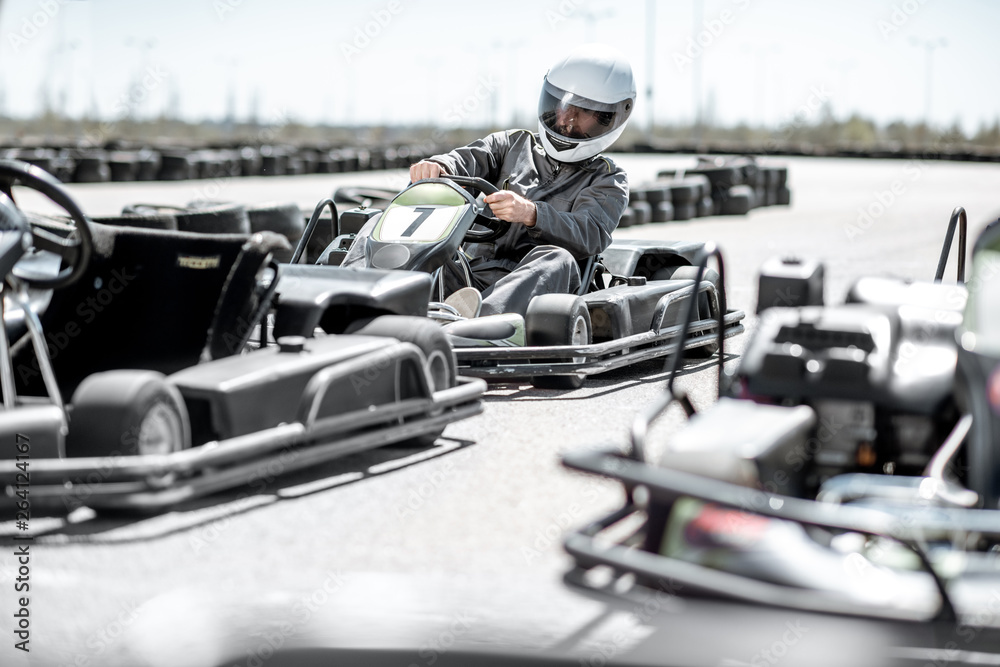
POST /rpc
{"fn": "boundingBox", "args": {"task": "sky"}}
[0,0,998,134]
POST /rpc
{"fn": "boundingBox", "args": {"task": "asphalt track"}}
[2,154,1000,666]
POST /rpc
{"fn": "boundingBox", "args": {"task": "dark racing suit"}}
[427,129,629,316]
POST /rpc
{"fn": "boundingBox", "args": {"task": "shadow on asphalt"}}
[0,436,478,545]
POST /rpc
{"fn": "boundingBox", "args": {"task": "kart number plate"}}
[375,204,466,242]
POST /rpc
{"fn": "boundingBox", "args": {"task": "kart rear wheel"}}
[526,294,591,390]
[66,370,192,458]
[659,266,721,357]
[350,316,457,447]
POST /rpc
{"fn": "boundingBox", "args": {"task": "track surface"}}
[2,155,999,666]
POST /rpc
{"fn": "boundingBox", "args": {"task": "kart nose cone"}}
[372,243,410,269]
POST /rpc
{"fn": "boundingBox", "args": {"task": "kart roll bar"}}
[934,206,966,283]
[630,243,729,464]
[292,198,341,265]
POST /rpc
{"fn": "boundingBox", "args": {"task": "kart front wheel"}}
[350,315,457,447]
[350,315,456,392]
[526,294,592,390]
[66,371,192,458]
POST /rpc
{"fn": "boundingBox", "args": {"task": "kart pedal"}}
[444,287,482,319]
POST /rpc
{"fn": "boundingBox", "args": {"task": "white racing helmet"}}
[537,44,636,163]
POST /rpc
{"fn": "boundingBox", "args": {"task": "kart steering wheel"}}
[443,175,511,244]
[0,159,93,289]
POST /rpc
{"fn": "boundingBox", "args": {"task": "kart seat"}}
[11,221,289,399]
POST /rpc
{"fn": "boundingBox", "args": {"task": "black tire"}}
[158,152,194,181]
[669,182,700,206]
[650,201,673,223]
[108,152,138,182]
[526,294,591,390]
[774,166,789,188]
[73,155,111,183]
[177,202,251,234]
[93,213,178,231]
[350,315,457,392]
[697,195,714,218]
[246,202,304,262]
[135,151,161,181]
[66,370,191,458]
[631,201,652,226]
[777,185,792,206]
[720,185,754,215]
[661,266,721,357]
[673,202,697,221]
[754,186,768,209]
[642,185,671,206]
[240,147,262,176]
[350,315,457,447]
[618,207,636,228]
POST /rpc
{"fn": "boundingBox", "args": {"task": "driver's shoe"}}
[444,287,482,319]
[442,314,525,347]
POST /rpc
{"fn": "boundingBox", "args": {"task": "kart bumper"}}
[0,376,484,512]
[454,310,744,380]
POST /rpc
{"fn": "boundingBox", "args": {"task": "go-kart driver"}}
[404,44,635,318]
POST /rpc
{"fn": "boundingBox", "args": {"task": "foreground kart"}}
[0,160,484,513]
[320,175,746,389]
[560,209,1000,628]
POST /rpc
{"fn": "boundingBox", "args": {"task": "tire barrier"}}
[1,143,793,229]
[639,155,791,223]
[0,142,449,184]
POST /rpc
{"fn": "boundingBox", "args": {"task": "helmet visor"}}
[538,79,633,142]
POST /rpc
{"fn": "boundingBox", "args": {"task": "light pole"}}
[741,43,780,128]
[828,58,856,120]
[910,37,947,128]
[645,0,655,137]
[692,0,703,138]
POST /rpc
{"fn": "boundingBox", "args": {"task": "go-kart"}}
[0,159,484,513]
[318,175,746,389]
[559,207,1000,629]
